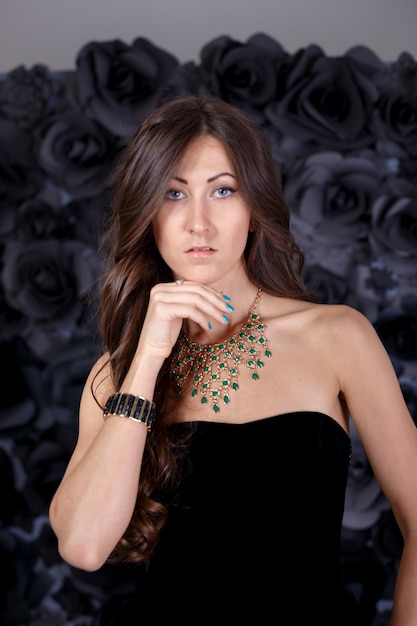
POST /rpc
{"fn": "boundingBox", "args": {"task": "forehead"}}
[176,135,234,171]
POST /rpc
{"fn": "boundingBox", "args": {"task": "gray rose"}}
[370,178,417,276]
[35,111,116,198]
[76,37,179,137]
[200,33,287,113]
[1,239,98,324]
[0,64,68,130]
[372,52,417,160]
[265,44,379,152]
[284,151,380,245]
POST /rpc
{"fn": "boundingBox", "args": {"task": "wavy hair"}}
[95,95,312,563]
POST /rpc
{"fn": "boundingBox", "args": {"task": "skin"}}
[49,136,417,625]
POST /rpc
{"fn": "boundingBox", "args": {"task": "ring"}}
[175,279,184,285]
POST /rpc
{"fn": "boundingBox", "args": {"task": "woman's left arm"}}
[335,305,417,625]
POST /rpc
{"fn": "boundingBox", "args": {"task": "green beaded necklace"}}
[171,288,272,413]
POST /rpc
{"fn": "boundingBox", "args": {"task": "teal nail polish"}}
[208,322,212,330]
[222,294,231,301]
[226,304,234,312]
[223,314,230,323]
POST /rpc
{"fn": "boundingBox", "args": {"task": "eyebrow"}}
[173,172,237,184]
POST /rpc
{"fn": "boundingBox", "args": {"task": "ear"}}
[249,220,255,233]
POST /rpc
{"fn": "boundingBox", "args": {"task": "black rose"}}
[35,111,117,198]
[76,37,179,137]
[370,179,417,276]
[265,44,379,151]
[200,33,287,113]
[374,302,417,361]
[15,188,68,242]
[284,150,379,246]
[2,238,98,323]
[0,64,69,130]
[372,52,417,160]
[0,118,44,233]
[303,263,349,304]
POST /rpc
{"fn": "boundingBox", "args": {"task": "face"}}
[153,135,252,287]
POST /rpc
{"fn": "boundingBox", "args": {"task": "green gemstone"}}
[191,389,197,397]
[219,362,226,369]
[257,359,264,367]
[219,344,224,350]
[212,374,217,380]
[211,355,218,361]
[230,368,236,374]
[230,338,236,345]
[212,390,218,396]
[252,373,259,380]
[213,404,220,413]
[195,346,201,352]
[194,375,200,381]
[266,349,272,357]
[207,346,213,353]
[222,380,228,386]
[248,360,254,367]
[232,382,239,390]
[249,348,256,354]
[238,344,244,351]
[249,335,255,341]
[201,396,207,404]
[202,383,208,389]
[224,395,230,404]
[259,337,265,344]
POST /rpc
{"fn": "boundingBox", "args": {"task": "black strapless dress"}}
[98,412,363,625]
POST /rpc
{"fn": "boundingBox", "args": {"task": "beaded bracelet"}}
[103,392,156,432]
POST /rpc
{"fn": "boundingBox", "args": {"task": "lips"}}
[187,246,214,252]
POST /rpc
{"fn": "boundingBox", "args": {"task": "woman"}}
[49,95,417,624]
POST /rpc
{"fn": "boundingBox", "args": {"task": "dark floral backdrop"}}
[0,32,416,626]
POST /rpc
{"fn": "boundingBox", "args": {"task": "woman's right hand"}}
[136,279,231,361]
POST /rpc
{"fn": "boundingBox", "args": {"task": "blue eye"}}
[166,189,184,200]
[215,186,235,198]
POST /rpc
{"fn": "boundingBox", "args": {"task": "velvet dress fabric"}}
[0,33,416,626]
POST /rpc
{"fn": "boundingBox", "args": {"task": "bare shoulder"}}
[263,293,377,346]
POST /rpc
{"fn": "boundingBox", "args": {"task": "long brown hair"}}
[96,95,312,563]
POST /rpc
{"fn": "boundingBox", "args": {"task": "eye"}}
[214,186,236,198]
[166,189,185,200]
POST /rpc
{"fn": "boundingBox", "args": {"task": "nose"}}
[185,197,211,234]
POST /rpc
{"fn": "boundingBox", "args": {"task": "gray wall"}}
[1,0,417,71]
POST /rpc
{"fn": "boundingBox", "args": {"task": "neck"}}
[184,284,260,345]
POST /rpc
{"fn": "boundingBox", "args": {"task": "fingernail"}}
[223,315,230,323]
[226,304,234,312]
[208,322,212,330]
[222,294,231,301]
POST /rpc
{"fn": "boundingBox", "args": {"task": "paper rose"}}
[369,178,417,276]
[35,111,117,198]
[76,37,179,137]
[0,64,69,130]
[200,33,287,113]
[265,44,379,151]
[1,239,99,325]
[284,151,380,245]
[373,300,417,362]
[372,52,417,160]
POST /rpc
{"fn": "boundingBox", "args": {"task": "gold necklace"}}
[171,288,272,413]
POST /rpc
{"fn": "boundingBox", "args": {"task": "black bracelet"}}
[103,393,156,432]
